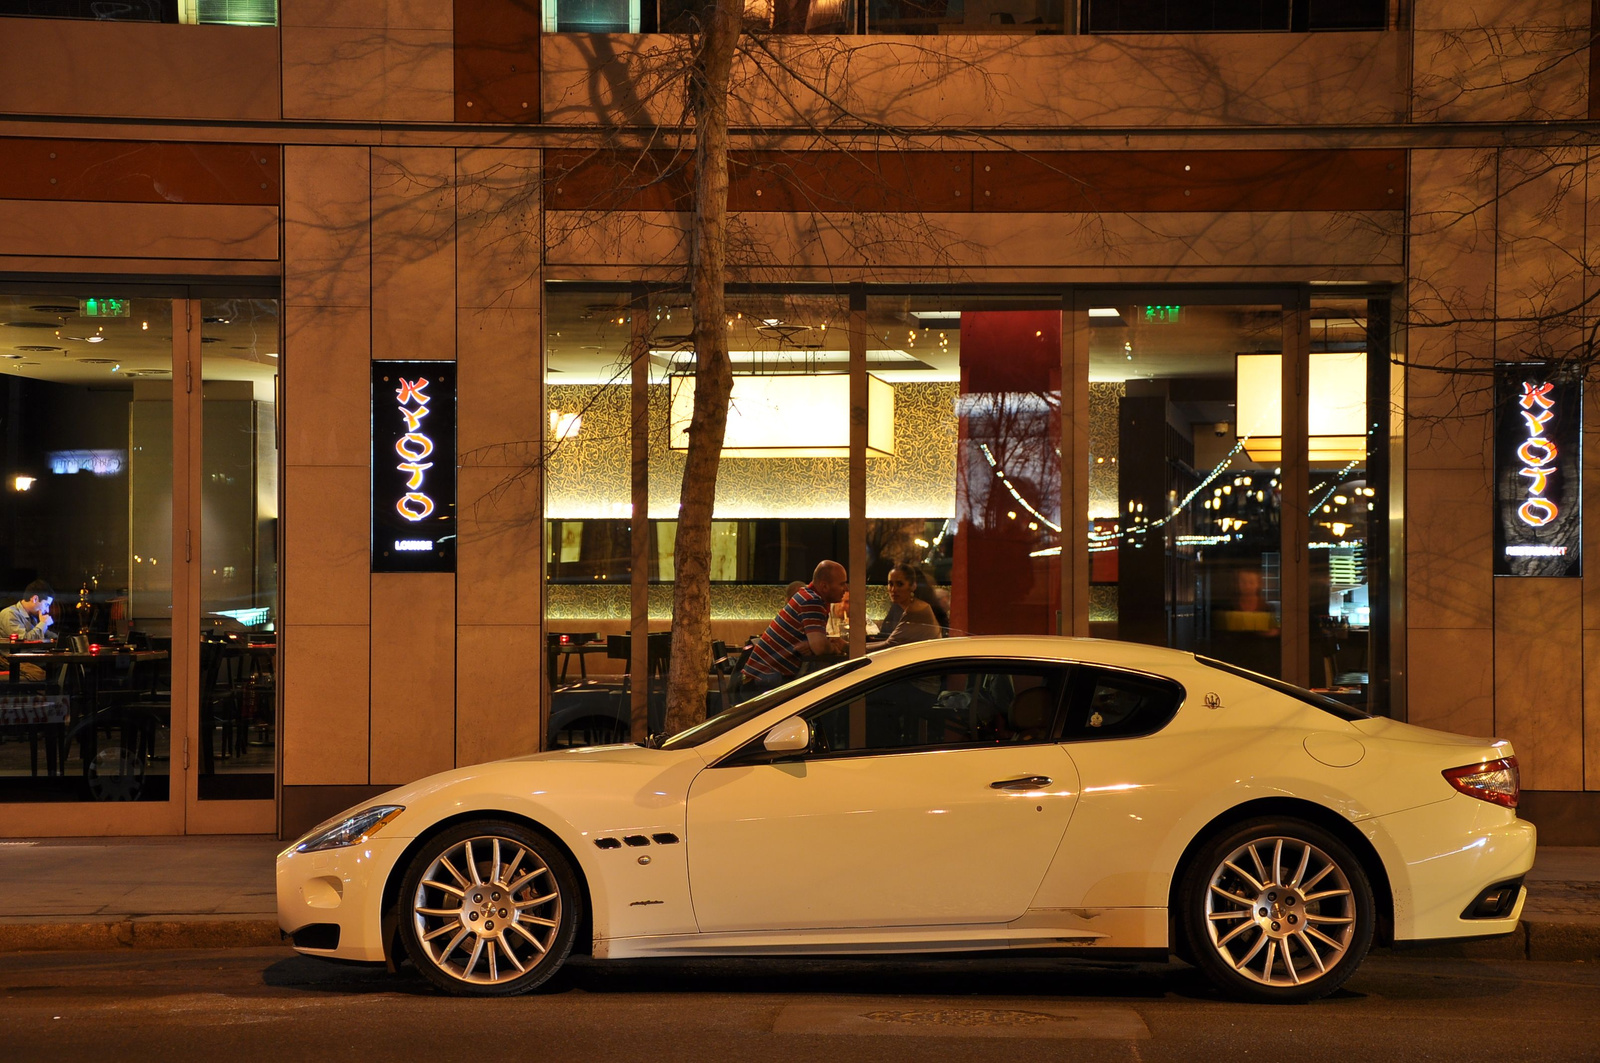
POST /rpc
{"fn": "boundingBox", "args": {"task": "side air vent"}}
[623,835,650,847]
[651,833,680,845]
[594,837,622,850]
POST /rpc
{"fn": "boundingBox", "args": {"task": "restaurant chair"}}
[198,638,246,772]
[709,641,753,712]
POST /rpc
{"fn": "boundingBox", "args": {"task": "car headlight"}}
[287,805,406,854]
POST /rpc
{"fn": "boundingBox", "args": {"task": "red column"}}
[952,311,1062,636]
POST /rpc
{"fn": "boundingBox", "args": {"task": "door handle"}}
[990,775,1052,791]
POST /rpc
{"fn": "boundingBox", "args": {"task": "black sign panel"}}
[1494,364,1581,577]
[372,361,456,573]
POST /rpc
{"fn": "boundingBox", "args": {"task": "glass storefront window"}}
[197,296,278,801]
[1084,0,1384,32]
[1086,301,1284,676]
[867,0,1064,34]
[545,285,1393,742]
[865,294,1061,639]
[650,289,852,701]
[544,287,639,745]
[546,0,642,32]
[1304,295,1387,716]
[0,1,278,24]
[0,293,173,801]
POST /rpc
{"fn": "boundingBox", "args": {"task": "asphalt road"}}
[0,948,1595,1062]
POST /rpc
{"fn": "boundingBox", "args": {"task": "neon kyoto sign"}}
[394,375,437,522]
[372,361,455,573]
[1513,382,1558,529]
[1494,366,1580,578]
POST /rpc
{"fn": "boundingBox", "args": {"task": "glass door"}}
[0,288,183,832]
[185,294,278,831]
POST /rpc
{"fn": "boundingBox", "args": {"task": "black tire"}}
[1179,816,1374,1003]
[398,820,582,996]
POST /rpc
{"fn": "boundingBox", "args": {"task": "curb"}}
[1384,919,1600,963]
[0,918,282,953]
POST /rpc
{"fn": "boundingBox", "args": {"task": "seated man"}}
[0,580,56,682]
[739,560,847,696]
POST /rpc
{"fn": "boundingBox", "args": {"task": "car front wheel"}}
[398,820,581,996]
[1180,817,1374,1003]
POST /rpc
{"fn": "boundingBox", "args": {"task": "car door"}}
[685,660,1082,933]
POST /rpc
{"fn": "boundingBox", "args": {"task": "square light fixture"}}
[1235,352,1366,463]
[669,374,895,457]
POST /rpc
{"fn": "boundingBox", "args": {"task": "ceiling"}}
[543,293,1372,385]
[0,295,279,400]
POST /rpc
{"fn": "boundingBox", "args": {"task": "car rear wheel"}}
[1180,817,1374,1003]
[398,820,581,996]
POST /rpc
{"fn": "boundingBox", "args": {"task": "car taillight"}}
[1443,756,1519,809]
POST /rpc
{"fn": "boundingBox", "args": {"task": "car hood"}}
[357,743,709,842]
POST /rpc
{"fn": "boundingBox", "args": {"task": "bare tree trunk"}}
[663,0,740,736]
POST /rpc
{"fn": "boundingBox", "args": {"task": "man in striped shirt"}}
[740,560,848,694]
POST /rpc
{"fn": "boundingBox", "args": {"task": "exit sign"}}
[79,298,130,319]
[1144,305,1181,324]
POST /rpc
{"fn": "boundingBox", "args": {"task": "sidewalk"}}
[0,836,1596,960]
[0,835,281,952]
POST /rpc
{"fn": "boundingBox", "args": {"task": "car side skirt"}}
[595,907,1167,959]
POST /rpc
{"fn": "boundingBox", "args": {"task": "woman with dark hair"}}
[867,563,943,651]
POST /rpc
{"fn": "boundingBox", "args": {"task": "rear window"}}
[1064,668,1184,741]
[1195,656,1370,721]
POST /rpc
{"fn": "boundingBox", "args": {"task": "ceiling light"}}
[1088,308,1120,318]
[85,335,104,343]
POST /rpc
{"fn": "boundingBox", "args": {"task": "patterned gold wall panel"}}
[547,581,893,622]
[1089,381,1125,519]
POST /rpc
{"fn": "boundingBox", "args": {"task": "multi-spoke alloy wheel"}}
[1182,818,1374,1003]
[398,821,580,996]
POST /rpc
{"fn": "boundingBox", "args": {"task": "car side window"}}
[1062,668,1184,741]
[801,662,1070,758]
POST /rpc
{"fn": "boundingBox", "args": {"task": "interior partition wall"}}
[543,282,1396,731]
[0,281,279,835]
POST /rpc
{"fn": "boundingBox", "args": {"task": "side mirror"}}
[762,718,811,754]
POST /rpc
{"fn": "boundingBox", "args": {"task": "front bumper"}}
[1367,794,1537,942]
[276,835,412,964]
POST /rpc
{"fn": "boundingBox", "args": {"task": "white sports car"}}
[277,636,1535,1003]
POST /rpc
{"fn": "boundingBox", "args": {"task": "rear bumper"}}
[1366,795,1537,942]
[276,836,410,964]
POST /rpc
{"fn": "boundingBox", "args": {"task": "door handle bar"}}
[990,775,1052,790]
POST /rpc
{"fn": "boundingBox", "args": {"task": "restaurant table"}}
[548,633,605,683]
[555,642,608,682]
[6,649,170,772]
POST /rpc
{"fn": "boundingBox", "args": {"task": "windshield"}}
[656,658,871,750]
[1195,655,1371,721]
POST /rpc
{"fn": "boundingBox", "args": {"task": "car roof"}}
[860,635,1201,672]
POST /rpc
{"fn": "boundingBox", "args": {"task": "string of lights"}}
[977,443,1062,533]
